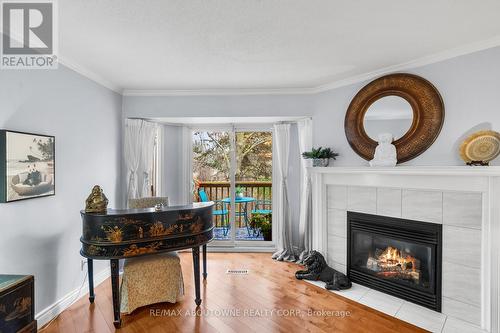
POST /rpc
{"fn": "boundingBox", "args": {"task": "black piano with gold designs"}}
[80,201,214,327]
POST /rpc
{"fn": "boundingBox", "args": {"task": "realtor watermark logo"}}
[1,0,58,69]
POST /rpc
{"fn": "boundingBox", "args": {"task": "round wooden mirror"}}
[344,73,444,163]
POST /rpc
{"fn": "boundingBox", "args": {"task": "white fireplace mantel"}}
[309,165,500,176]
[309,166,500,333]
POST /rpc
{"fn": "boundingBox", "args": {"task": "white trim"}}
[121,35,500,96]
[271,128,279,252]
[36,267,111,329]
[308,166,500,177]
[122,87,316,96]
[311,172,326,254]
[229,128,237,242]
[58,56,122,94]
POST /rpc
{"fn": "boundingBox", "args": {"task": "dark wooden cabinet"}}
[0,275,36,333]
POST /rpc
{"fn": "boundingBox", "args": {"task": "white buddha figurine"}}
[369,133,397,167]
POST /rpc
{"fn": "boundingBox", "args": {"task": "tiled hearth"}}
[309,167,500,333]
[304,280,484,333]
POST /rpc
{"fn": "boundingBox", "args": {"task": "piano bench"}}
[120,252,184,314]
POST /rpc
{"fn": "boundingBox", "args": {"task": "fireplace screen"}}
[347,212,442,311]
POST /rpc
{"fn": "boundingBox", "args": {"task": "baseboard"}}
[36,267,111,328]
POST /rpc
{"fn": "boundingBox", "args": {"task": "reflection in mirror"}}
[363,96,413,141]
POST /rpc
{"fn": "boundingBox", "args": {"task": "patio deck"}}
[196,180,272,227]
[213,227,264,241]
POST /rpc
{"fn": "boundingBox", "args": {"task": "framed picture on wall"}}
[0,130,55,203]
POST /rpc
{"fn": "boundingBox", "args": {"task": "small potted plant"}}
[235,186,244,199]
[302,147,339,167]
[250,213,272,241]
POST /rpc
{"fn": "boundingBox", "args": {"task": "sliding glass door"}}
[234,131,272,241]
[192,129,232,241]
[192,125,274,248]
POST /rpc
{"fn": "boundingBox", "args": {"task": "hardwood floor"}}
[40,253,425,333]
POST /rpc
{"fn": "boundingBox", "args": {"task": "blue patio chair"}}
[198,189,230,236]
[251,200,272,215]
[250,200,272,237]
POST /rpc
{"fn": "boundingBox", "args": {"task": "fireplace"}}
[347,212,442,311]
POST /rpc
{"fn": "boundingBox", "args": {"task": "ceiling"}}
[59,1,500,93]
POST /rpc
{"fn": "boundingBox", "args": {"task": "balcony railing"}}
[195,181,272,228]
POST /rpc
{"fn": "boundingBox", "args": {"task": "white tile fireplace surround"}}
[309,167,500,333]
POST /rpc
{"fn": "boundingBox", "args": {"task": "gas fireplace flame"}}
[366,246,421,283]
[380,247,416,271]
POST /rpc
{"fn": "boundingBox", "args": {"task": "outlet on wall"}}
[80,259,87,271]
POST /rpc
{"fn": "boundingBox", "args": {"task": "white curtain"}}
[139,121,158,197]
[124,119,143,200]
[124,119,158,201]
[296,118,313,263]
[272,123,296,262]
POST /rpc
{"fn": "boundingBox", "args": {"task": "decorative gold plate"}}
[460,130,500,164]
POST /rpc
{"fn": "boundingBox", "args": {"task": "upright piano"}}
[80,202,214,327]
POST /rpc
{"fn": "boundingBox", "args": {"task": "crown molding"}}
[58,56,122,94]
[122,87,316,97]
[122,35,500,97]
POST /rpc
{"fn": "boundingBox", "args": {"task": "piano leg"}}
[192,247,202,306]
[110,259,121,328]
[202,244,207,280]
[87,259,95,303]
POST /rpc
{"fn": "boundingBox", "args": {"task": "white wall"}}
[314,46,500,166]
[0,65,122,320]
[158,124,184,205]
[123,94,314,120]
